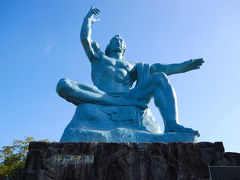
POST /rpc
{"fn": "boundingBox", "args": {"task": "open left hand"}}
[183,58,204,72]
[86,6,100,23]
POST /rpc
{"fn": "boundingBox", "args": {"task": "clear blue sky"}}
[1,0,240,152]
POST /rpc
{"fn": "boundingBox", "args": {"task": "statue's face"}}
[109,35,126,53]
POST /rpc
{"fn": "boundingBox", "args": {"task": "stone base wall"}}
[22,142,240,180]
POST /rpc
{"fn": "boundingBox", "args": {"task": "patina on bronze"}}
[57,7,204,142]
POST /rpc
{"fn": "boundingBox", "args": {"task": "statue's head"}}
[105,35,126,57]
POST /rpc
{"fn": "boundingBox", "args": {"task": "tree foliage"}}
[0,137,49,177]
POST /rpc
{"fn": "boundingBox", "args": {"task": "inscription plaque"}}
[54,155,94,164]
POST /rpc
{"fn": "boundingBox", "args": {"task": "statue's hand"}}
[183,58,204,72]
[86,6,100,23]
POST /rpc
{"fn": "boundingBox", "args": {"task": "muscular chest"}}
[93,55,134,74]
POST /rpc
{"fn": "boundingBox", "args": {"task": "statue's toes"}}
[165,124,200,136]
[185,128,200,137]
[182,127,199,135]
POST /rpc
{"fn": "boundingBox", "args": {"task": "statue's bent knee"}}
[56,78,72,97]
[152,72,169,86]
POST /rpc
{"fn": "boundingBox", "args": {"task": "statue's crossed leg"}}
[56,78,147,109]
[57,72,199,136]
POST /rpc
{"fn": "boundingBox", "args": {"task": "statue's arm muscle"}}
[150,63,185,75]
[150,58,204,76]
[80,8,101,61]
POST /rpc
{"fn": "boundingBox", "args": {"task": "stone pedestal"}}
[23,142,240,180]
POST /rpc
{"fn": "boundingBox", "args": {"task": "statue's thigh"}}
[58,78,102,94]
[73,81,104,94]
[69,81,105,94]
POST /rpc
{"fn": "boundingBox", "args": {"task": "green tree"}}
[0,137,49,178]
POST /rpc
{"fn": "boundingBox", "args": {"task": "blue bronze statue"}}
[57,7,204,142]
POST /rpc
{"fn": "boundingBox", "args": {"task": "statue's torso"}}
[91,54,135,93]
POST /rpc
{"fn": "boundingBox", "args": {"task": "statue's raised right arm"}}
[80,7,101,61]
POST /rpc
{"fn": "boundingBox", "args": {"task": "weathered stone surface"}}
[22,142,240,180]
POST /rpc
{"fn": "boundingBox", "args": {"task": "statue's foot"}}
[164,124,200,137]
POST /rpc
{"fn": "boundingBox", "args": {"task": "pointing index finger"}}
[194,58,204,61]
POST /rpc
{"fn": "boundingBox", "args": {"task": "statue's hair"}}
[105,35,126,56]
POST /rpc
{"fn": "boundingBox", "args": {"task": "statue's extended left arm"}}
[150,58,204,75]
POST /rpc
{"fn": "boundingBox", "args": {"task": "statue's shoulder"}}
[100,53,109,60]
[91,52,108,62]
[91,53,116,67]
